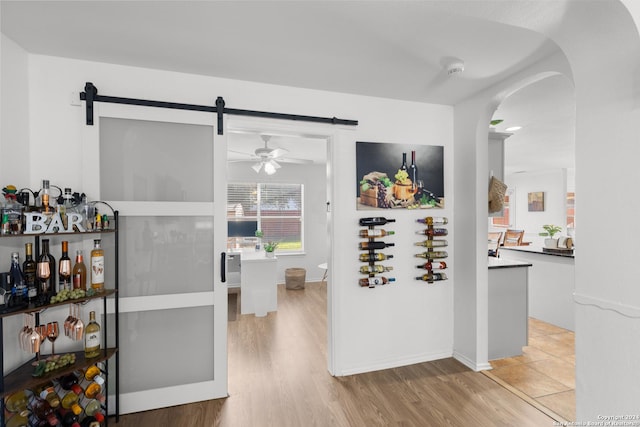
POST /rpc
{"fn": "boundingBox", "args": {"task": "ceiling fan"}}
[229,134,312,175]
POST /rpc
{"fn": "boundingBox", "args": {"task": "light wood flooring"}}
[112,282,556,426]
[486,317,576,422]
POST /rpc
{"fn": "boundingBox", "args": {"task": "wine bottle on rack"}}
[90,239,104,293]
[72,250,87,291]
[417,261,447,270]
[80,412,105,427]
[359,265,394,274]
[84,310,101,358]
[59,241,72,292]
[27,392,60,426]
[359,229,394,238]
[414,240,447,248]
[409,150,418,192]
[415,251,448,259]
[359,241,395,250]
[35,381,61,409]
[39,239,57,297]
[359,253,394,262]
[417,217,448,225]
[415,272,448,282]
[358,217,396,226]
[415,228,448,236]
[359,276,396,287]
[24,243,38,304]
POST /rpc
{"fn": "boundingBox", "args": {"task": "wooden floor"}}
[486,317,576,422]
[113,282,555,426]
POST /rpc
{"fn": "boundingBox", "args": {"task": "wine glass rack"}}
[415,217,449,284]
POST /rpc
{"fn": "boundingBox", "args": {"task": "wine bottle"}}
[359,265,393,274]
[409,150,418,191]
[84,310,101,358]
[90,239,104,293]
[415,251,448,259]
[83,375,105,399]
[400,152,408,172]
[414,239,448,248]
[84,364,101,381]
[35,382,61,409]
[6,412,29,427]
[59,241,72,292]
[5,390,28,413]
[359,253,393,262]
[24,243,38,304]
[415,228,448,237]
[59,406,82,427]
[359,276,396,287]
[28,393,60,426]
[358,217,396,226]
[39,239,57,297]
[81,395,104,417]
[80,412,105,427]
[417,217,448,225]
[72,250,87,291]
[415,272,448,282]
[359,241,395,250]
[359,229,394,238]
[9,252,26,304]
[416,261,447,270]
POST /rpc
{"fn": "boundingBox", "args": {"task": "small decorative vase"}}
[265,251,275,258]
[544,238,558,248]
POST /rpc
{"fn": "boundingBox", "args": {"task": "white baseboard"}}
[336,350,453,376]
[453,351,492,372]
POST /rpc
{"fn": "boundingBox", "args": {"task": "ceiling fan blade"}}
[269,159,281,169]
[251,162,263,173]
[228,149,256,157]
[276,157,314,164]
[269,147,289,158]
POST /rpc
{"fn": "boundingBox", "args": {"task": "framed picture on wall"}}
[528,191,545,212]
[356,141,444,210]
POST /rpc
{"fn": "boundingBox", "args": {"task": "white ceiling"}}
[0,1,575,172]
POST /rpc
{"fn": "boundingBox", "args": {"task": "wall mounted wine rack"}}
[414,216,449,284]
[358,217,396,288]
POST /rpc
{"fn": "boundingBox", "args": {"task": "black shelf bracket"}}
[79,82,358,135]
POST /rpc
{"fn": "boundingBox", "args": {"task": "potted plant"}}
[263,241,278,258]
[254,230,263,251]
[539,224,562,248]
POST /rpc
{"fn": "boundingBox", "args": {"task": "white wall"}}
[505,169,567,247]
[2,53,454,378]
[227,161,329,283]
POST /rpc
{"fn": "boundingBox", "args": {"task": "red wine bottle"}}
[409,150,418,191]
[359,241,395,250]
[359,276,395,287]
[417,261,447,270]
[416,228,448,236]
[359,217,396,226]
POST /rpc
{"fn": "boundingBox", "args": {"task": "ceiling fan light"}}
[264,161,277,175]
[252,162,263,173]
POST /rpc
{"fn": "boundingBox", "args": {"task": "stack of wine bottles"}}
[358,217,396,288]
[414,217,449,283]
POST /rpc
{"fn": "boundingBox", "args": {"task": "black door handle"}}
[220,252,226,283]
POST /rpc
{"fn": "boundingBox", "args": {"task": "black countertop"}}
[500,245,575,259]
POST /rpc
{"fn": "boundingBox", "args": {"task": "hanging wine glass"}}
[46,321,59,355]
[35,324,47,360]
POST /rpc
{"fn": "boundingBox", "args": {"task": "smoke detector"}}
[446,61,465,76]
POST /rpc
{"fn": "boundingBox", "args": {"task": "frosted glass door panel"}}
[106,306,214,393]
[117,216,213,298]
[99,117,213,202]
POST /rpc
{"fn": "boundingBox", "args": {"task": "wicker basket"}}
[285,268,306,290]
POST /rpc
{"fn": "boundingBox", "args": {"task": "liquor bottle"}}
[414,239,448,248]
[359,276,395,287]
[80,195,94,231]
[5,390,28,413]
[59,241,72,292]
[400,152,408,172]
[416,261,448,270]
[40,179,51,214]
[72,250,87,291]
[415,272,448,282]
[409,150,418,192]
[415,251,448,259]
[359,265,394,274]
[84,375,105,399]
[416,217,448,225]
[84,310,101,358]
[9,252,27,304]
[359,229,394,238]
[24,243,38,304]
[415,228,448,237]
[28,393,60,426]
[39,239,57,297]
[359,253,393,262]
[358,217,396,227]
[90,239,104,293]
[59,188,75,229]
[359,241,395,250]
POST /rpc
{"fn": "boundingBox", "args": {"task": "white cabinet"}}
[228,251,278,317]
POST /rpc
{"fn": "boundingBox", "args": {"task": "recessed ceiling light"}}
[505,126,522,132]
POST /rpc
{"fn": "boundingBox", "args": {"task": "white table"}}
[318,262,328,283]
[235,250,278,317]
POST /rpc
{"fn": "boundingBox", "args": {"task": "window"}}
[491,190,513,228]
[227,183,304,253]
